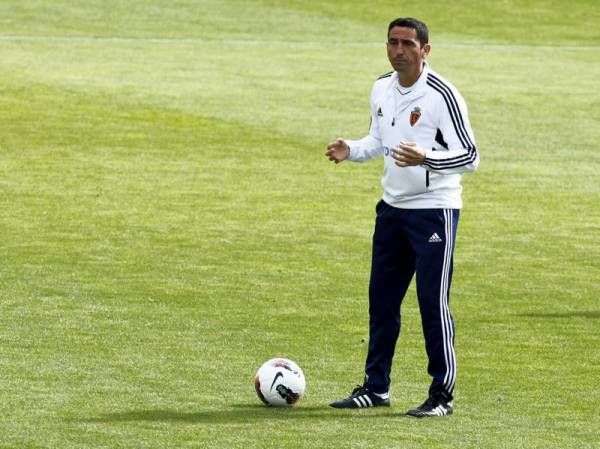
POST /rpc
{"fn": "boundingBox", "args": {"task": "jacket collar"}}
[387,62,429,114]
[388,61,429,94]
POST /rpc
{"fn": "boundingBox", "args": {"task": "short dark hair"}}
[388,17,429,46]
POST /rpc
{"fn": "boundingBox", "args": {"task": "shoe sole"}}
[406,409,453,418]
[329,402,390,409]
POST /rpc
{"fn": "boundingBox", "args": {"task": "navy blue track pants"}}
[364,200,459,398]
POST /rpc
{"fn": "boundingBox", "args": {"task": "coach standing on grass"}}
[325,17,479,417]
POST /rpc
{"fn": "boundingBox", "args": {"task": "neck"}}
[398,62,425,87]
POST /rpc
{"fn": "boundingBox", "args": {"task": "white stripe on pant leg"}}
[442,209,456,392]
[446,210,457,392]
[447,210,457,392]
[440,209,457,393]
[439,210,451,388]
[442,209,453,390]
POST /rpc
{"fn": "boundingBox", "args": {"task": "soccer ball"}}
[254,358,306,406]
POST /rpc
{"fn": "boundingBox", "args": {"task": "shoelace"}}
[418,396,438,409]
[422,395,451,409]
[351,385,369,396]
[425,396,437,407]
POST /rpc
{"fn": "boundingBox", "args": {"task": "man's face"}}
[386,26,430,73]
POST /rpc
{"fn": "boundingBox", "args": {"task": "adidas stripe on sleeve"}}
[423,73,479,174]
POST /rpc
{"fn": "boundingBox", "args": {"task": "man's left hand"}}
[392,142,426,167]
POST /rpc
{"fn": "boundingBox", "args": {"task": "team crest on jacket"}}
[409,107,421,126]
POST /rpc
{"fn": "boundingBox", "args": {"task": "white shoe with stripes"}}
[329,385,390,409]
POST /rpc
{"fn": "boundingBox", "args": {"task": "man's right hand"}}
[325,138,350,164]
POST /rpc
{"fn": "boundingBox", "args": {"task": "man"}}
[325,17,479,417]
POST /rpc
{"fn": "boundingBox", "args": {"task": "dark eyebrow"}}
[387,37,418,46]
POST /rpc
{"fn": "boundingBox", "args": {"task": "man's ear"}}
[422,43,431,58]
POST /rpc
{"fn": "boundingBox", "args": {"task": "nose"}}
[392,44,404,56]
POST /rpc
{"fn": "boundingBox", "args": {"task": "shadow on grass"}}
[80,403,404,423]
[519,310,600,319]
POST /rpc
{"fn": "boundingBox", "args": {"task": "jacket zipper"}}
[426,171,430,188]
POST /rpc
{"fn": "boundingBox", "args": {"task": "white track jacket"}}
[346,62,479,209]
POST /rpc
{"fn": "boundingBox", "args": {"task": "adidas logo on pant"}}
[428,232,443,243]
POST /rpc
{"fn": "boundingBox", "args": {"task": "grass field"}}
[1,1,599,448]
